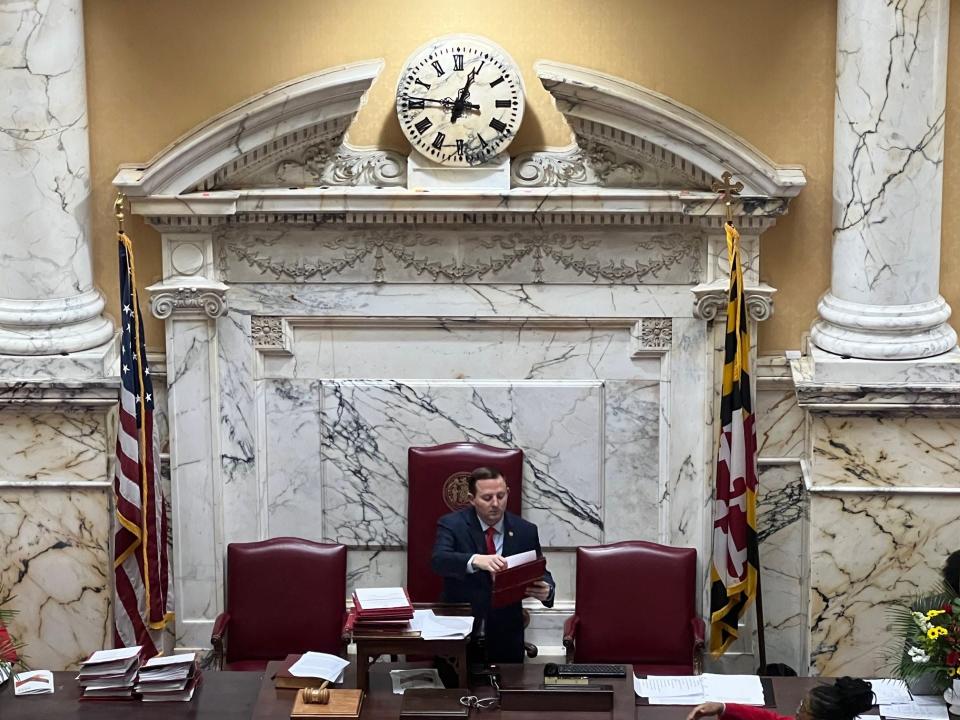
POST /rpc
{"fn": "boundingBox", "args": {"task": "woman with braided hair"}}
[685,677,874,720]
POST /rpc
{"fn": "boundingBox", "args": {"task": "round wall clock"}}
[396,34,525,167]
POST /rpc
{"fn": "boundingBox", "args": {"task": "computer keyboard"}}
[556,663,627,678]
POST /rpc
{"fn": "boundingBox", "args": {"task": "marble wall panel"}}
[0,408,108,482]
[754,464,806,673]
[218,310,260,545]
[264,324,659,383]
[263,378,323,539]
[318,381,604,548]
[0,488,110,670]
[227,283,696,321]
[809,492,960,676]
[602,379,661,543]
[756,384,805,459]
[811,415,960,488]
[217,226,704,286]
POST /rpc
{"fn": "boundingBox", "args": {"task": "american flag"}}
[708,221,760,656]
[113,232,172,655]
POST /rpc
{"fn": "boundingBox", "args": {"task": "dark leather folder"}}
[491,557,546,608]
[499,684,615,712]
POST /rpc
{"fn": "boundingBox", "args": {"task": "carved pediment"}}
[529,61,805,197]
[114,60,388,197]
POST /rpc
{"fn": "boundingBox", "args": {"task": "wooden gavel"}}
[303,680,331,705]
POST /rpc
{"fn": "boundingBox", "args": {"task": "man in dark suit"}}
[431,466,555,663]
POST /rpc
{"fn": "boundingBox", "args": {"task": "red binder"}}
[491,557,547,608]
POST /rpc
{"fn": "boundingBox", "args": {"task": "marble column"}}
[0,0,113,355]
[811,0,957,360]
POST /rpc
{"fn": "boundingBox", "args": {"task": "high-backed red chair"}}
[406,442,523,603]
[563,541,705,675]
[211,537,347,670]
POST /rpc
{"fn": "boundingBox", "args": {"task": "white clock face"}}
[396,36,525,167]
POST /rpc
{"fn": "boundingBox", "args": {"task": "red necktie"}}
[485,526,497,555]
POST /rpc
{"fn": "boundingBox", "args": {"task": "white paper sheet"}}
[701,673,765,705]
[864,678,912,704]
[504,550,536,568]
[880,696,949,720]
[288,652,350,682]
[142,652,196,668]
[13,670,54,695]
[354,587,410,610]
[83,646,141,665]
[410,609,474,640]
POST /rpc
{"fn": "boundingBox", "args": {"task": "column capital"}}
[146,277,229,320]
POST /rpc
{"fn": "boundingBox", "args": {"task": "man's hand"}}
[525,580,551,601]
[472,554,507,573]
[686,702,725,719]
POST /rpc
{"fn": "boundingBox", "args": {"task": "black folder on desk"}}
[399,689,470,720]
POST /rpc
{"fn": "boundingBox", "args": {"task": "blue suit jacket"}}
[431,507,555,662]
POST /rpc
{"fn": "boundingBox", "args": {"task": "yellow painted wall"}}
[85,0,856,353]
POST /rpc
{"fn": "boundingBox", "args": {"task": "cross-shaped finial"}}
[711,171,743,223]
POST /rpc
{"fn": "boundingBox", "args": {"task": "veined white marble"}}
[0,408,108,483]
[263,322,660,382]
[229,283,698,321]
[811,0,957,360]
[0,0,113,355]
[809,493,960,676]
[314,380,605,547]
[811,415,960,490]
[0,488,110,670]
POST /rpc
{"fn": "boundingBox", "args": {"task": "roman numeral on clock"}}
[453,54,464,71]
[495,99,511,108]
[490,75,504,88]
[432,132,445,149]
[414,78,431,89]
[456,139,465,157]
[489,118,507,133]
[407,98,425,110]
[415,117,433,134]
[431,60,444,76]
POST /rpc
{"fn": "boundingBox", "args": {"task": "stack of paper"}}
[136,652,202,702]
[634,673,765,706]
[410,610,474,640]
[351,587,415,636]
[288,652,351,684]
[77,646,141,700]
[13,670,54,695]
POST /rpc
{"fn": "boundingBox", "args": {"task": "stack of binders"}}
[77,646,142,700]
[350,587,415,636]
[135,652,202,702]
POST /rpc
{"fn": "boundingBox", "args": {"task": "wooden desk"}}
[351,603,473,693]
[353,635,468,692]
[0,669,262,719]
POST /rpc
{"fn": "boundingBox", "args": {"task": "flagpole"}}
[710,172,768,672]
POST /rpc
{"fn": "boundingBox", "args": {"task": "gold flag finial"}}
[711,171,743,224]
[114,192,126,235]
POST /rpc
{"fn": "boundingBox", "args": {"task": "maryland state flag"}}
[709,221,760,656]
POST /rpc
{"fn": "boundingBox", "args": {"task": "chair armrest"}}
[211,612,230,671]
[691,616,706,674]
[562,614,579,662]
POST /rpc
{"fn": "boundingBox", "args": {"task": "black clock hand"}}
[451,68,479,123]
[403,95,479,111]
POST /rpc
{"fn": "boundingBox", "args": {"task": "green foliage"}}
[885,589,960,693]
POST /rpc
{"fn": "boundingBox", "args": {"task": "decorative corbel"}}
[146,276,229,320]
[692,280,776,322]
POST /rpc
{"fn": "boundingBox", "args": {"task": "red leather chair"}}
[211,537,347,670]
[563,541,705,675]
